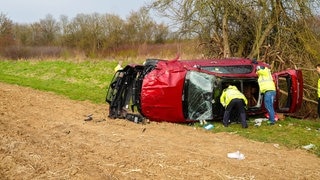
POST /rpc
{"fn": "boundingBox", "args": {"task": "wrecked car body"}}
[106,58,303,123]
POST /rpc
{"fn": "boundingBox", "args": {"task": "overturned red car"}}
[106,57,303,123]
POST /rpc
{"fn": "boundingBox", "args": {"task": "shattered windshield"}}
[202,65,252,74]
[183,71,216,120]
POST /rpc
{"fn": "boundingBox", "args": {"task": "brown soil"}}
[0,82,319,180]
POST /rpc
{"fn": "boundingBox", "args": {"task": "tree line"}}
[0,7,171,59]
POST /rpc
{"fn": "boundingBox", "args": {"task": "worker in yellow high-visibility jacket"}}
[220,84,248,128]
[114,61,123,72]
[256,66,276,125]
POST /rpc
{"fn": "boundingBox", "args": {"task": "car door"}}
[272,69,303,113]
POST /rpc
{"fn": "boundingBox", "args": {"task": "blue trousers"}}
[264,90,276,123]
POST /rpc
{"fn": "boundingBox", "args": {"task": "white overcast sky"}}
[0,0,153,23]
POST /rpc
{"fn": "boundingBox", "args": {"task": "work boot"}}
[223,121,228,127]
[240,113,248,128]
[267,120,275,125]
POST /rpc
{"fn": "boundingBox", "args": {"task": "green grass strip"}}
[1,59,320,157]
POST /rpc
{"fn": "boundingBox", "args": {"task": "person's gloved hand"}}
[256,66,265,71]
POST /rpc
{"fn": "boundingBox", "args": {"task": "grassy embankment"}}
[0,59,122,103]
[0,59,319,157]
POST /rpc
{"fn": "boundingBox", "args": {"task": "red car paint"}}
[141,60,187,122]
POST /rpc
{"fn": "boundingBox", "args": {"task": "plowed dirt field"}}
[1,82,319,179]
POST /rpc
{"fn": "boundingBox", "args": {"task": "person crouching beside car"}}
[220,84,248,128]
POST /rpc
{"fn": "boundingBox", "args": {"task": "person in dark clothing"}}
[220,85,248,128]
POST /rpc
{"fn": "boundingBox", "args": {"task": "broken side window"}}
[183,71,216,121]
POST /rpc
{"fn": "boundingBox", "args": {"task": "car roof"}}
[178,58,269,77]
[144,57,270,77]
[179,57,262,66]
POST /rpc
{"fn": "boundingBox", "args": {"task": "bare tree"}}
[14,24,33,46]
[125,7,158,44]
[38,14,60,46]
[101,13,126,50]
[0,13,15,48]
[149,0,320,60]
[150,0,320,117]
